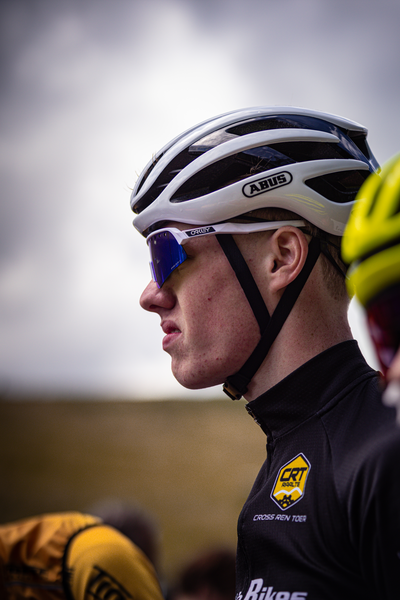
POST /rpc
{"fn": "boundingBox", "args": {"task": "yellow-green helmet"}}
[342,153,400,307]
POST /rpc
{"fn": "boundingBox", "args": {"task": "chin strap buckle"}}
[222,375,249,401]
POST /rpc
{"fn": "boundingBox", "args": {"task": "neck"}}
[244,278,353,402]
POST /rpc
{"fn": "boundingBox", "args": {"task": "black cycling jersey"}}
[236,340,400,600]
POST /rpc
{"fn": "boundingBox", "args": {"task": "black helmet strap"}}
[216,234,270,333]
[217,234,321,400]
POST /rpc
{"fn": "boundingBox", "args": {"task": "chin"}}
[172,367,225,391]
[174,377,217,391]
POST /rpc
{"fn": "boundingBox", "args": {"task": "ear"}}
[268,227,309,293]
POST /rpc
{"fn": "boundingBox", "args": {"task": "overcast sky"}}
[0,0,398,399]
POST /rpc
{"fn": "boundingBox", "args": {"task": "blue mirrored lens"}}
[148,231,187,287]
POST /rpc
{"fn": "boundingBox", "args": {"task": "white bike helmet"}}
[131,107,378,400]
[132,106,378,236]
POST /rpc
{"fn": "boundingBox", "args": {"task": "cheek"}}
[178,241,261,356]
[187,277,260,351]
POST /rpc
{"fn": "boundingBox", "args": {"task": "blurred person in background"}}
[168,548,235,600]
[342,152,400,421]
[131,107,400,598]
[90,498,162,576]
[0,511,164,600]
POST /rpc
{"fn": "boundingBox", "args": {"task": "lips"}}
[161,320,181,350]
[161,321,180,335]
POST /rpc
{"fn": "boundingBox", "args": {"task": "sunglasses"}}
[366,284,400,377]
[146,220,306,288]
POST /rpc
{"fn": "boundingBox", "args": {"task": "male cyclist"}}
[343,152,400,423]
[131,107,400,599]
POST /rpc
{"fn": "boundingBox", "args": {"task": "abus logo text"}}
[242,172,292,198]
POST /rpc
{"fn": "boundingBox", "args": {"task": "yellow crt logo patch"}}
[271,453,311,511]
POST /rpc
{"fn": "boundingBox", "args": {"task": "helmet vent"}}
[268,141,353,162]
[347,132,373,162]
[306,170,370,204]
[227,116,301,135]
[132,148,201,214]
[170,146,295,203]
[170,142,360,203]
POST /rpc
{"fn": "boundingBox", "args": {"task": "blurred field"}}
[0,397,266,586]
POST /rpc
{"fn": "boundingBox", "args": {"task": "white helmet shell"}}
[131,107,378,236]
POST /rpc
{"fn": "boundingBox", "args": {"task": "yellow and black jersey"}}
[236,341,400,600]
[0,512,164,600]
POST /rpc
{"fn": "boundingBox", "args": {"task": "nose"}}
[140,280,176,313]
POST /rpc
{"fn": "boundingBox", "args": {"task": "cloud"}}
[0,0,396,397]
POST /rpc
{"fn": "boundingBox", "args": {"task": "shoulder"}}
[320,378,398,501]
[359,422,400,477]
[0,512,101,566]
[347,424,400,583]
[0,512,101,598]
[341,421,400,517]
[64,523,164,600]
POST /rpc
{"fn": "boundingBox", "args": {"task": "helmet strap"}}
[217,236,321,400]
[216,234,270,333]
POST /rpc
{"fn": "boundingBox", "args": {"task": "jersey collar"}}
[245,340,376,440]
